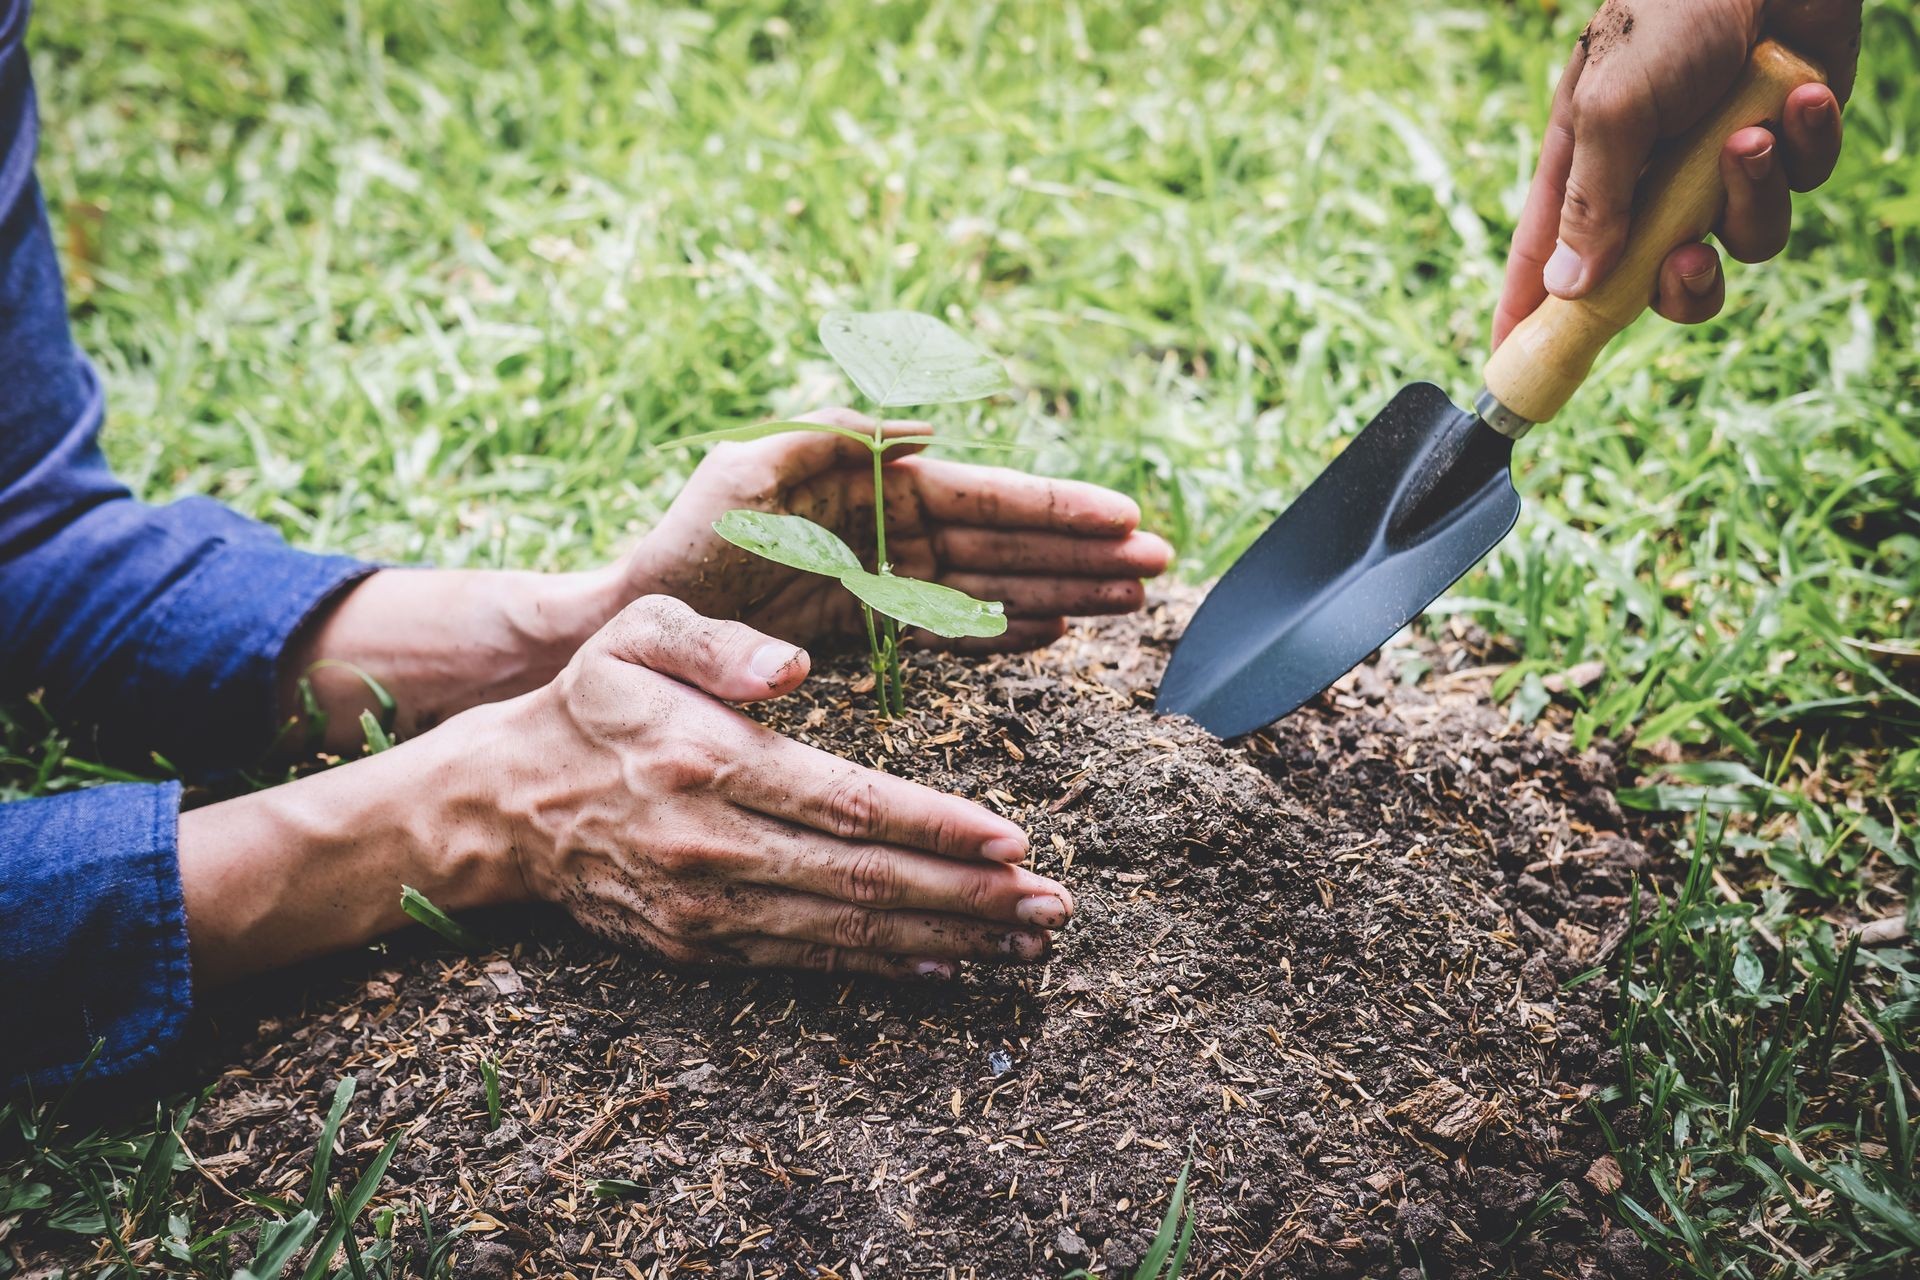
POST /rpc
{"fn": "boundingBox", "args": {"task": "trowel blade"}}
[1157,383,1520,737]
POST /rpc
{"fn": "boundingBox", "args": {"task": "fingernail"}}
[749,641,802,682]
[914,959,954,979]
[1002,931,1046,959]
[1740,144,1774,181]
[1542,239,1583,295]
[983,835,1028,863]
[1016,894,1069,928]
[1807,95,1836,124]
[1680,263,1718,297]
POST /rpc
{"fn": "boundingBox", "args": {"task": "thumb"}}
[1548,82,1658,299]
[600,595,810,702]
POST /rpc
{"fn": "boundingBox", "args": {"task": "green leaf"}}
[841,570,1008,639]
[358,710,393,754]
[659,420,882,450]
[712,511,862,577]
[1733,942,1764,995]
[819,311,1012,407]
[591,1179,648,1199]
[1135,1161,1191,1278]
[306,1079,355,1214]
[235,1211,318,1280]
[399,885,482,950]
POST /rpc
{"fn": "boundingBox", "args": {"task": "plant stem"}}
[870,433,888,573]
[867,426,908,714]
[860,603,888,714]
[885,621,905,715]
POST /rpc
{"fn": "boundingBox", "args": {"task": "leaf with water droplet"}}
[841,570,1008,639]
[713,511,862,577]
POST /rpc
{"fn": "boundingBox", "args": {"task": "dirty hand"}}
[623,408,1174,654]
[1493,0,1860,346]
[499,595,1074,977]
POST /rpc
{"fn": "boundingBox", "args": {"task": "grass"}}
[1,0,1915,1274]
[0,1069,461,1278]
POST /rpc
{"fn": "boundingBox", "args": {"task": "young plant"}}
[675,311,1014,715]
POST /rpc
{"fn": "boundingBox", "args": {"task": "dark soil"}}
[38,596,1655,1278]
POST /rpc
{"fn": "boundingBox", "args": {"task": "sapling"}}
[673,311,1016,715]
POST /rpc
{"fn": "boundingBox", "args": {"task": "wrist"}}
[177,698,532,983]
[398,697,538,910]
[509,564,626,664]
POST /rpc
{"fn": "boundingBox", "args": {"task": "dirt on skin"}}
[1579,0,1636,64]
[32,595,1657,1278]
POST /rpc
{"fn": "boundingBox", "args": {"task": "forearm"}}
[177,697,533,984]
[279,564,624,751]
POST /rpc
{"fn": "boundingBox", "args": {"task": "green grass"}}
[3,0,1917,1274]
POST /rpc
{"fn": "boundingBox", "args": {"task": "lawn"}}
[3,0,1917,1276]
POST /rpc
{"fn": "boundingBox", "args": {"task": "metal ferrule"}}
[1472,387,1534,441]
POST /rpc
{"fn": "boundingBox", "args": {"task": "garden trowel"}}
[1159,39,1820,738]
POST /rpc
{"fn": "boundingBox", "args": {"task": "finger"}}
[742,892,1053,963]
[941,572,1146,619]
[732,814,1073,925]
[1779,82,1843,192]
[933,617,1070,656]
[1716,127,1792,263]
[1652,241,1725,325]
[1494,42,1585,348]
[600,595,809,702]
[932,527,1174,577]
[1552,70,1661,298]
[731,937,956,982]
[899,457,1141,536]
[735,739,1030,863]
[1766,6,1860,106]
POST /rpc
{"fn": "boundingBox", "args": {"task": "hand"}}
[622,408,1174,653]
[1493,0,1860,347]
[182,594,1072,984]
[500,595,1075,977]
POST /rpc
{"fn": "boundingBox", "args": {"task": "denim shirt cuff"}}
[0,781,192,1089]
[123,514,376,778]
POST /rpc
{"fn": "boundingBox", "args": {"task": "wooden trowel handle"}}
[1481,39,1824,427]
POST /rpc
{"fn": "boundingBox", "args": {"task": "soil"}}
[33,594,1656,1278]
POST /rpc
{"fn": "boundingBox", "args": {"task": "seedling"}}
[1063,1159,1195,1279]
[399,885,481,950]
[674,311,1015,715]
[480,1057,503,1132]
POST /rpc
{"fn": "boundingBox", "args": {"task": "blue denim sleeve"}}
[0,38,372,777]
[0,783,191,1089]
[1,6,373,1087]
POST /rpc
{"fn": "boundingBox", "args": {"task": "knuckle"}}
[1558,180,1612,232]
[832,904,891,951]
[836,846,903,907]
[618,592,682,635]
[1570,80,1630,131]
[662,886,726,936]
[646,828,721,882]
[959,872,1000,918]
[820,772,880,839]
[652,733,726,794]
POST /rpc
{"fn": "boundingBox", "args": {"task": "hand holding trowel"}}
[1159,38,1830,738]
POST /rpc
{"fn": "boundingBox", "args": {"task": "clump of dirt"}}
[39,596,1654,1277]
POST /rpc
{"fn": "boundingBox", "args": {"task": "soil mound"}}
[164,600,1651,1276]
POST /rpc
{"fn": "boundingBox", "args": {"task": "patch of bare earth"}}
[36,594,1657,1278]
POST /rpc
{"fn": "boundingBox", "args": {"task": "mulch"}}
[28,593,1659,1279]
